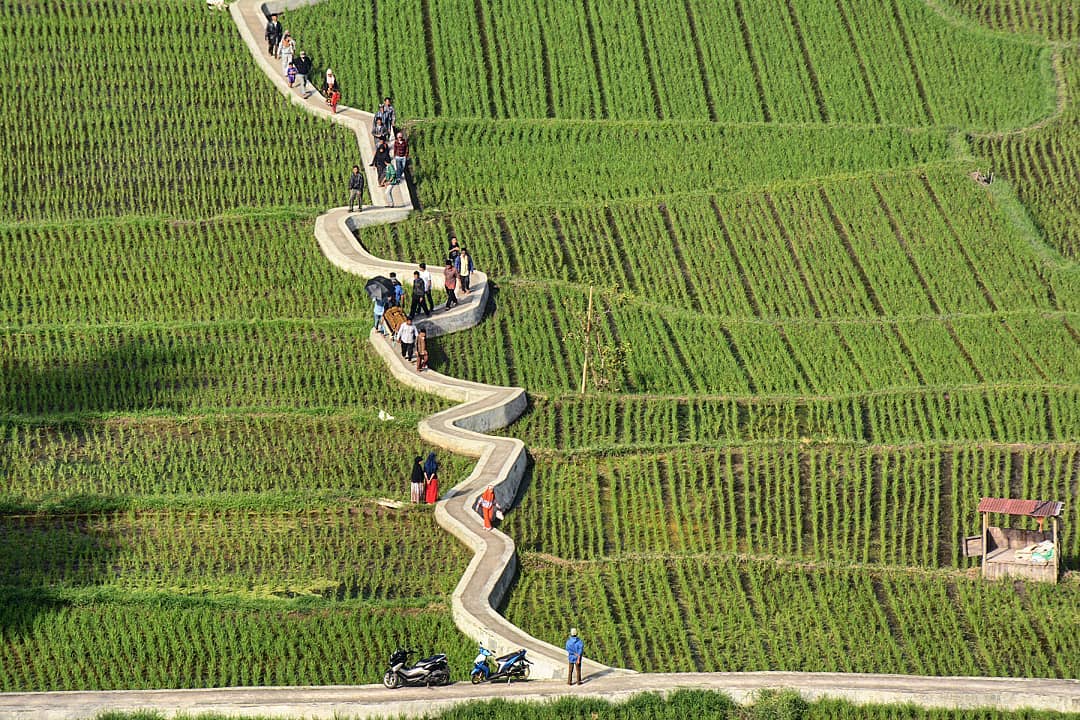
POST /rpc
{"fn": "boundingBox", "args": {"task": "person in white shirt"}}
[395,316,418,360]
[419,263,434,314]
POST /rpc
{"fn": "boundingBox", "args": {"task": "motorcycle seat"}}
[419,654,447,664]
[495,650,524,662]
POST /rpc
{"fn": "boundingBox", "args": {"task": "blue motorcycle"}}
[470,644,531,683]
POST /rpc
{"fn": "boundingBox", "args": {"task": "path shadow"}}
[0,337,205,648]
[1,337,205,418]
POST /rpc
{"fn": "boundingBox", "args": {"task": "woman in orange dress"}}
[478,485,501,530]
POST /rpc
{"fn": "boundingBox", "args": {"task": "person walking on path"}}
[348,165,365,212]
[478,485,501,531]
[447,236,461,265]
[372,116,390,146]
[388,272,405,307]
[565,629,584,685]
[443,259,459,311]
[384,162,400,207]
[419,263,434,314]
[393,131,409,180]
[409,271,429,320]
[395,315,418,360]
[286,61,297,88]
[293,51,313,97]
[372,139,391,186]
[376,97,396,137]
[372,295,386,335]
[279,32,294,76]
[457,247,474,295]
[422,452,438,502]
[265,13,283,57]
[415,328,429,372]
[409,456,425,503]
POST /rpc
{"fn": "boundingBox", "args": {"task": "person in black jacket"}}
[348,165,364,213]
[409,456,425,503]
[293,51,313,97]
[409,271,429,320]
[371,140,391,186]
[264,14,282,57]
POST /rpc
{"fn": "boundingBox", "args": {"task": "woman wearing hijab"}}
[478,485,501,530]
[410,456,425,503]
[423,452,439,503]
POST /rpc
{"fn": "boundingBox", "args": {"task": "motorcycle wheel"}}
[383,671,401,689]
[521,665,530,680]
[434,670,450,686]
[470,672,483,685]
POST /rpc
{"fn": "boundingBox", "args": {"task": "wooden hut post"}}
[1053,516,1060,577]
[981,511,988,577]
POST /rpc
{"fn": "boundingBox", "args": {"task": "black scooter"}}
[382,648,451,688]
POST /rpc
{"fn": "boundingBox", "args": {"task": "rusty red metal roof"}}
[977,498,1064,517]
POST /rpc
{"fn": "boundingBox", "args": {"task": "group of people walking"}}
[264,13,413,210]
[264,14,338,109]
[343,99,411,209]
[410,452,441,504]
[371,236,476,345]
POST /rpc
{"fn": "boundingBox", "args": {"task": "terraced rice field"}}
[0,0,1077,691]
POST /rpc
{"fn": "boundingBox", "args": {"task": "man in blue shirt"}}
[565,628,583,685]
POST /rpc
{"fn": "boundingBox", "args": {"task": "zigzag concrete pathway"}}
[229,0,609,683]
[2,2,1076,718]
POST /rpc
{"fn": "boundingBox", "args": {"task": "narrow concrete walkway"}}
[1,672,1076,718]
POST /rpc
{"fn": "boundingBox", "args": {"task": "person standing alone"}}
[565,629,583,685]
[265,13,282,57]
[348,165,364,212]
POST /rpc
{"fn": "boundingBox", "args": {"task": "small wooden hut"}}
[963,497,1064,583]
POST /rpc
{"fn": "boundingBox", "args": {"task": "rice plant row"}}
[0,323,450,417]
[504,556,1080,677]
[502,443,1080,567]
[406,121,953,211]
[0,214,379,327]
[0,593,474,691]
[943,0,1080,41]
[974,51,1080,259]
[0,414,473,507]
[436,287,1078,396]
[506,386,1080,450]
[287,0,1051,129]
[1,0,355,223]
[361,167,1070,317]
[0,506,465,600]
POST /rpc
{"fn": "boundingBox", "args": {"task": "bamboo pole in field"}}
[580,287,593,395]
